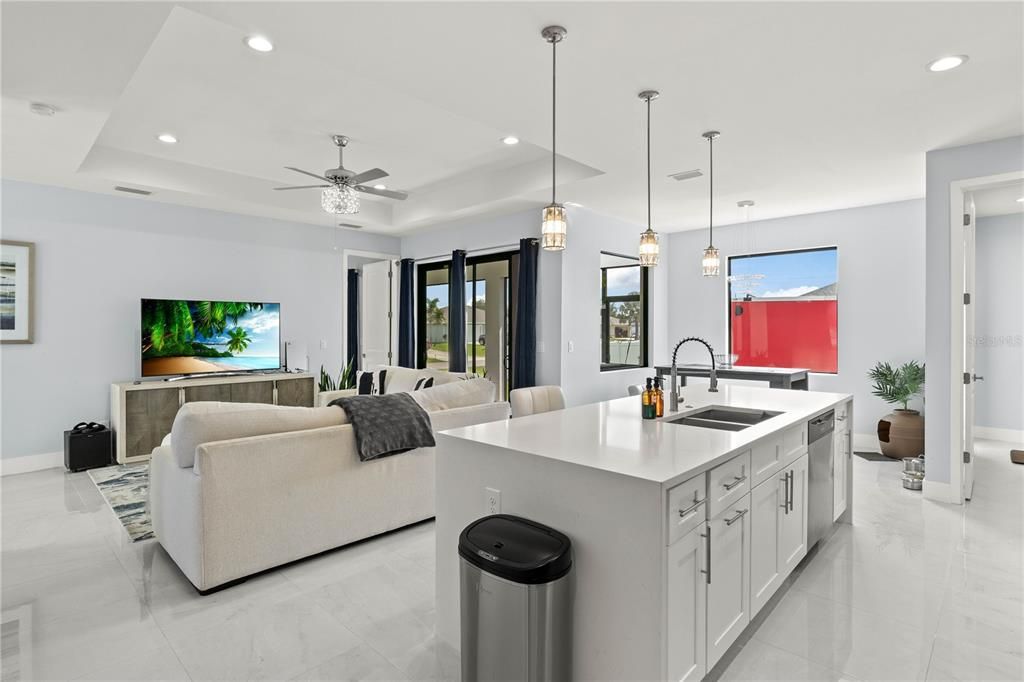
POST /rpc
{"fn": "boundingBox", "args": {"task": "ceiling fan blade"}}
[285,166,333,183]
[353,185,408,200]
[273,184,331,190]
[346,167,388,185]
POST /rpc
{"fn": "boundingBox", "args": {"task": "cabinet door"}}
[707,495,751,669]
[749,473,786,615]
[277,377,315,407]
[667,524,707,682]
[833,428,848,521]
[779,453,809,576]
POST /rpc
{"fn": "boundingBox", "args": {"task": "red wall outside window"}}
[730,299,838,373]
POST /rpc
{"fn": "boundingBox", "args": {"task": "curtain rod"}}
[412,241,530,263]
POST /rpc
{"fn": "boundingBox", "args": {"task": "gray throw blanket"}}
[328,393,435,461]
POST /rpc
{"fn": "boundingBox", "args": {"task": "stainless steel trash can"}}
[459,514,573,682]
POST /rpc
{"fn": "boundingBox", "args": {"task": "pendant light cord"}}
[551,37,557,206]
[708,134,714,246]
[646,96,652,230]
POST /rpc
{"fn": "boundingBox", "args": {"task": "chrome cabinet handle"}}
[723,474,747,491]
[700,529,711,584]
[725,508,749,526]
[678,498,704,519]
[780,473,789,513]
[787,471,795,512]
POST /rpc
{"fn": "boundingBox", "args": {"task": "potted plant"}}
[867,360,925,459]
[318,357,357,393]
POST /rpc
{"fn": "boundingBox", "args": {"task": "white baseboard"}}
[1,451,63,476]
[923,479,960,505]
[852,432,880,453]
[975,426,1024,446]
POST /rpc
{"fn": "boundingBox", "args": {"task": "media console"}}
[110,372,316,464]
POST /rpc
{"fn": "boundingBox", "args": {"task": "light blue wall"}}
[0,180,399,461]
[975,213,1024,432]
[924,136,1024,484]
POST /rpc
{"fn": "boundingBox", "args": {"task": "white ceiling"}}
[3,1,1022,236]
[973,181,1024,218]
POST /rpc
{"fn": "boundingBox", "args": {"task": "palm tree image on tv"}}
[141,299,280,376]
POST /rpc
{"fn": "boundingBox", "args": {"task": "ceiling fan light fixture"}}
[245,35,274,52]
[541,203,567,250]
[322,185,359,214]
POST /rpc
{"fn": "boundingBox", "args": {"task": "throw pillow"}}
[413,377,435,390]
[356,368,388,395]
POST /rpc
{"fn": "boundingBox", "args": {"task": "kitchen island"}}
[435,384,853,681]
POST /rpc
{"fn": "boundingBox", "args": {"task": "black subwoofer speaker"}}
[64,426,113,472]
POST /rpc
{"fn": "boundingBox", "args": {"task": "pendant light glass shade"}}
[541,26,568,251]
[639,227,660,267]
[702,245,720,277]
[541,203,567,250]
[321,185,359,214]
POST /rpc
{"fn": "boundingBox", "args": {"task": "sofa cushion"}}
[170,402,347,468]
[409,377,495,412]
[356,369,388,395]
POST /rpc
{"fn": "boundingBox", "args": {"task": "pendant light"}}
[541,26,568,251]
[638,90,660,267]
[701,130,721,277]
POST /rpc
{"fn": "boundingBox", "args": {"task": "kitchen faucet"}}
[669,337,718,412]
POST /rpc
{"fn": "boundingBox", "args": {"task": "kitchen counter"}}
[439,384,847,488]
[435,385,854,680]
[653,363,810,390]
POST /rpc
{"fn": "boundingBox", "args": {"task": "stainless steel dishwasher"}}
[807,410,835,549]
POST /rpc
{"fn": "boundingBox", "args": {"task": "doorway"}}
[949,173,1024,503]
[343,250,400,372]
[417,250,518,398]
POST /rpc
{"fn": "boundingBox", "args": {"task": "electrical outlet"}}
[320,339,328,350]
[567,340,575,353]
[484,487,501,515]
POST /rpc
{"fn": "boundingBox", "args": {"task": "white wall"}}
[975,213,1024,432]
[924,135,1024,485]
[666,199,926,441]
[0,180,398,463]
[401,206,670,406]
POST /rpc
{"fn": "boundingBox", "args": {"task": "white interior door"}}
[361,260,397,368]
[962,194,977,500]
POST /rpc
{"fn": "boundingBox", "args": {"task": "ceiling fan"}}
[274,135,408,214]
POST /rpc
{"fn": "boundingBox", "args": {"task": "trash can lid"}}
[458,514,572,585]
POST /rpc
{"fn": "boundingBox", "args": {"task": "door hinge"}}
[963,372,971,385]
[963,213,971,226]
[963,451,971,463]
[963,293,971,305]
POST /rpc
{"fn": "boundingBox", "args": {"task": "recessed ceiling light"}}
[927,55,968,72]
[373,184,387,190]
[502,136,520,145]
[29,102,57,116]
[156,133,178,144]
[1017,197,1024,203]
[245,35,274,52]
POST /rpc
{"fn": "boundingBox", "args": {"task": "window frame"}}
[726,245,839,375]
[600,252,649,372]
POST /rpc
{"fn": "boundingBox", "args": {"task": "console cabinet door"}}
[749,473,786,615]
[707,495,751,669]
[779,453,809,576]
[833,427,848,521]
[667,524,707,682]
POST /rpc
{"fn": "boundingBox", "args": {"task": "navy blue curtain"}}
[448,250,467,372]
[397,258,415,368]
[513,238,539,389]
[346,269,360,371]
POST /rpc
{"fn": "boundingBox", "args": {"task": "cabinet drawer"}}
[667,474,707,546]
[781,423,807,465]
[750,436,783,487]
[708,451,751,518]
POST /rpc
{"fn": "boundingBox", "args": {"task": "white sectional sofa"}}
[150,375,508,592]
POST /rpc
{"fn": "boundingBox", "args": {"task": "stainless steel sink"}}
[664,405,783,431]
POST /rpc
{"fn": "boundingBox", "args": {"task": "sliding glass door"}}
[417,251,517,398]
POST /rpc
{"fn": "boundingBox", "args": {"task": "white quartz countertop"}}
[438,385,851,488]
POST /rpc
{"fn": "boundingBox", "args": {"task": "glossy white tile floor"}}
[2,439,1021,681]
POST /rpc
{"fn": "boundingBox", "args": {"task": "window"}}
[600,252,648,370]
[728,247,838,373]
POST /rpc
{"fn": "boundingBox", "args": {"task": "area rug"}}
[88,463,152,542]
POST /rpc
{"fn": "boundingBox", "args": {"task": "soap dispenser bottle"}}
[653,376,665,418]
[642,378,655,419]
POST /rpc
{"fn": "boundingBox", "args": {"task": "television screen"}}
[140,299,281,377]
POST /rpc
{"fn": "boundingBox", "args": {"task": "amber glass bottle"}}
[653,377,665,418]
[642,377,655,419]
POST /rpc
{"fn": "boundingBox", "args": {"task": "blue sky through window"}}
[729,248,837,299]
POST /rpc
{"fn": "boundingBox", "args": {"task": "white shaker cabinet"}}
[666,522,708,681]
[749,469,787,614]
[706,494,752,669]
[779,453,809,575]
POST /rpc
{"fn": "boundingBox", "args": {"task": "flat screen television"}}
[140,299,281,378]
